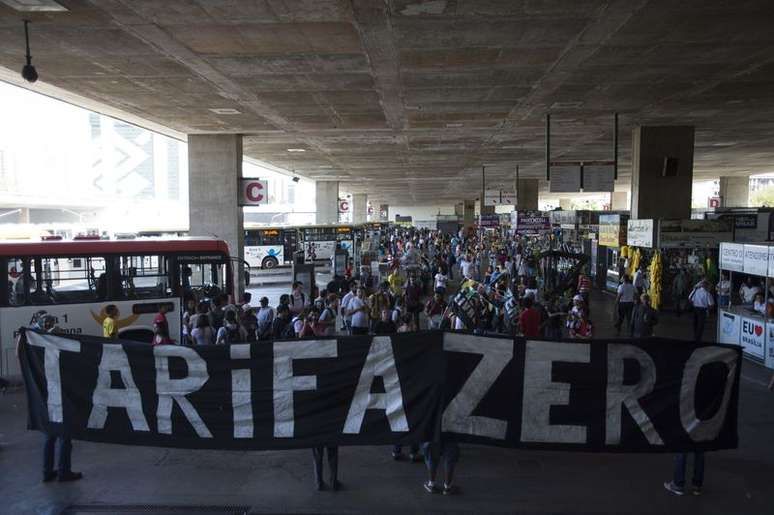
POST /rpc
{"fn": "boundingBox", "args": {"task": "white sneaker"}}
[664,481,685,496]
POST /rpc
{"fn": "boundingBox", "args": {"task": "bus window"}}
[7,257,40,306]
[119,255,172,299]
[180,259,228,299]
[20,256,108,305]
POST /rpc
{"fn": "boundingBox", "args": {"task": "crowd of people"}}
[19,223,774,497]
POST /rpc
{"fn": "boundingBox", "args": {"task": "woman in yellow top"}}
[102,304,119,339]
[387,268,404,296]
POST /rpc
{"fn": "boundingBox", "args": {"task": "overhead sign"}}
[583,165,615,192]
[708,197,721,209]
[719,242,744,272]
[484,189,501,207]
[239,179,268,206]
[513,211,551,235]
[478,214,500,228]
[627,219,656,248]
[338,198,350,213]
[659,219,732,249]
[549,166,581,193]
[500,192,517,205]
[735,215,758,229]
[18,330,741,453]
[743,244,769,276]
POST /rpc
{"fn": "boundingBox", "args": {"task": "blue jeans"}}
[674,452,704,488]
[43,435,72,475]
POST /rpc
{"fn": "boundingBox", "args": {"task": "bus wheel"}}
[262,256,279,269]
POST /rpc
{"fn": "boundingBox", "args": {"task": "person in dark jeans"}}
[43,433,82,483]
[664,452,704,496]
[614,275,636,335]
[422,439,460,495]
[312,446,340,491]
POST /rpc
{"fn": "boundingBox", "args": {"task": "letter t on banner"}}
[231,344,253,439]
[88,344,150,431]
[25,331,81,423]
[273,340,338,438]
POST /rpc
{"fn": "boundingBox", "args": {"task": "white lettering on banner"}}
[720,243,744,272]
[740,317,765,359]
[25,331,81,423]
[521,341,590,444]
[343,337,409,434]
[154,345,212,438]
[680,347,738,442]
[87,344,149,431]
[441,332,512,439]
[605,345,662,445]
[743,244,769,276]
[231,344,253,439]
[768,246,774,278]
[273,340,338,438]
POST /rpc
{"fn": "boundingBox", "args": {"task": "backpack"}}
[223,324,240,343]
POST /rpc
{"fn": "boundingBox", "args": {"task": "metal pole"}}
[613,112,619,180]
[546,113,551,181]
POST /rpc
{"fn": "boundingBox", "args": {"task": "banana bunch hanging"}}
[648,251,663,310]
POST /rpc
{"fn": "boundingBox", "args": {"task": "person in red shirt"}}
[152,304,174,345]
[518,296,541,338]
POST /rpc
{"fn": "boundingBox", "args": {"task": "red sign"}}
[708,196,721,209]
[239,179,268,206]
[338,199,350,213]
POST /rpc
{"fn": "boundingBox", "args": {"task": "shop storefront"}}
[718,242,774,369]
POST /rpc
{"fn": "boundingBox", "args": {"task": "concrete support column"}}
[379,204,389,222]
[517,179,539,210]
[611,191,628,211]
[719,176,749,207]
[631,126,695,219]
[463,200,475,226]
[188,134,244,299]
[316,181,339,225]
[352,193,368,224]
[18,207,30,223]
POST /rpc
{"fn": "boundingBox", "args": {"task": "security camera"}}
[22,63,38,83]
[292,176,300,183]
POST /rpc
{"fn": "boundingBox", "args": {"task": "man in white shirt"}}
[460,255,474,281]
[633,265,646,295]
[615,275,637,335]
[434,270,448,294]
[349,287,370,335]
[739,277,760,305]
[340,282,356,334]
[689,280,714,342]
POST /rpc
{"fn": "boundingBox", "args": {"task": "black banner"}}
[18,329,741,453]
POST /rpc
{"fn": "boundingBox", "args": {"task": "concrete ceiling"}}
[1,0,774,204]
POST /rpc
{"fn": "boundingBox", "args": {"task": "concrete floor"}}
[1,291,773,515]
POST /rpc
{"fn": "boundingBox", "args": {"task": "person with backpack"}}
[215,309,246,344]
[289,281,307,316]
[316,294,338,336]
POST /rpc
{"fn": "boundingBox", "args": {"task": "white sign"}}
[583,165,615,192]
[549,166,581,193]
[500,192,517,205]
[743,244,769,276]
[765,323,774,370]
[626,219,655,248]
[740,317,765,360]
[719,242,744,272]
[718,311,741,345]
[239,179,269,206]
[484,189,501,207]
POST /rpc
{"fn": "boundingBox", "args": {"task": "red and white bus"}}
[1,238,234,378]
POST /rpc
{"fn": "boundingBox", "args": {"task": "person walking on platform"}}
[688,280,714,342]
[664,452,704,496]
[614,275,636,336]
[631,293,658,337]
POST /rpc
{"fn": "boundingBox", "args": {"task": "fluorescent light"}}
[209,108,241,115]
[0,0,67,11]
[445,123,464,128]
[287,148,306,152]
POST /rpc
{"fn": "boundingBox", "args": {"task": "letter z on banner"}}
[18,330,740,453]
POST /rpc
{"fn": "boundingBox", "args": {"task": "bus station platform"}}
[1,292,772,515]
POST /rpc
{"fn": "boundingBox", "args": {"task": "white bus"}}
[300,225,355,262]
[243,226,299,269]
[1,238,235,378]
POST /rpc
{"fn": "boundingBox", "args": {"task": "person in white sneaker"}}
[664,452,704,496]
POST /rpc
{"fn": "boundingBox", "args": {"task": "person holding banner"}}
[665,452,704,496]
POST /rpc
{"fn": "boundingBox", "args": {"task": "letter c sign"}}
[240,179,268,206]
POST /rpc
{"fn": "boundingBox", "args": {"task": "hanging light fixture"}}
[21,20,38,83]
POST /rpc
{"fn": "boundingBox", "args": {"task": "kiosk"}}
[718,242,774,369]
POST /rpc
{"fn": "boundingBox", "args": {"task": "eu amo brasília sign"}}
[239,179,268,206]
